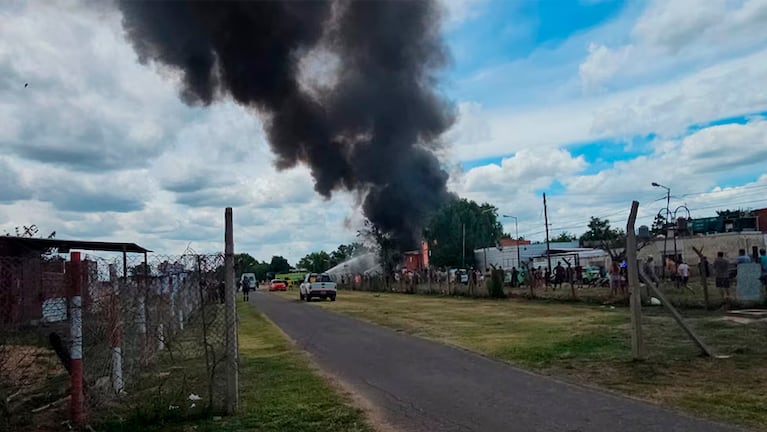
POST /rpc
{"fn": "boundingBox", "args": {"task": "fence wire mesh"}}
[0,252,230,431]
[330,265,760,308]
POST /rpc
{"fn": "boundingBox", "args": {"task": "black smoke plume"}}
[118,0,455,248]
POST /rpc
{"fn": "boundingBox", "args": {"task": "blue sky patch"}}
[686,111,767,134]
[446,0,628,80]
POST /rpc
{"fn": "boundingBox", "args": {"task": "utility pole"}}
[652,182,671,280]
[543,193,552,274]
[461,223,466,268]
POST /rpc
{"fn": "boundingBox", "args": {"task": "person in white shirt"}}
[677,261,690,288]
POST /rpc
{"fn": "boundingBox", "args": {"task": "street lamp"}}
[502,214,522,269]
[652,182,672,281]
[651,182,671,221]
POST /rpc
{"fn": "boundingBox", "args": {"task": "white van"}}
[240,273,257,290]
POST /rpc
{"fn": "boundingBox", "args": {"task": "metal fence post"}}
[224,207,239,414]
[68,252,85,425]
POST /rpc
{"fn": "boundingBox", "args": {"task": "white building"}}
[474,241,609,270]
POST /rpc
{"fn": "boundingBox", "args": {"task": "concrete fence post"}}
[68,252,85,425]
[109,283,124,394]
[224,207,239,414]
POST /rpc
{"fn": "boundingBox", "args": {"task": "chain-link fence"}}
[331,264,766,309]
[1,252,231,431]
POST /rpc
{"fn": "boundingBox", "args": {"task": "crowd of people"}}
[640,248,767,300]
[327,247,767,300]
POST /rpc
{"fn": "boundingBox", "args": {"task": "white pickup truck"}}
[300,273,337,302]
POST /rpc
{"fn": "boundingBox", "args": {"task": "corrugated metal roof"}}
[0,237,151,254]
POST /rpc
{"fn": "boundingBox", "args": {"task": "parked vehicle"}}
[448,269,469,284]
[582,266,602,282]
[300,273,337,301]
[269,279,287,291]
[240,273,256,290]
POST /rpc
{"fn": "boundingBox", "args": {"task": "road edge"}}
[255,300,400,432]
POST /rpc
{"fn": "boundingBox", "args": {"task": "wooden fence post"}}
[692,246,710,309]
[626,201,645,360]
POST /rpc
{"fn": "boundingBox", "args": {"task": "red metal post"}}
[68,252,85,425]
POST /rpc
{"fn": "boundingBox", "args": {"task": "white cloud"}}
[0,1,366,264]
[579,0,767,89]
[2,0,766,264]
[449,120,767,240]
[451,48,767,161]
[0,2,188,171]
[438,0,489,28]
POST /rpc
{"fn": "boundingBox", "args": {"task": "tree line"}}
[237,198,642,277]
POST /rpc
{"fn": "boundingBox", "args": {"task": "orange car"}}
[269,279,287,291]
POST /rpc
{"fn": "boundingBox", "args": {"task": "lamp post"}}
[651,182,671,222]
[502,214,521,269]
[652,182,671,280]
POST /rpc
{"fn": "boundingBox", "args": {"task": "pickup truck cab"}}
[300,273,337,302]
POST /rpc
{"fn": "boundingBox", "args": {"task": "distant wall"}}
[636,232,766,267]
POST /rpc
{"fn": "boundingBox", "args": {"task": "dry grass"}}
[0,341,70,431]
[279,290,767,430]
[521,278,735,309]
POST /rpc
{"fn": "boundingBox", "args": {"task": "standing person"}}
[759,248,767,289]
[242,277,251,301]
[554,262,565,290]
[666,257,678,282]
[574,264,583,288]
[511,267,519,288]
[544,267,552,290]
[535,267,543,289]
[677,260,690,288]
[643,256,659,286]
[737,249,752,264]
[713,252,731,301]
[609,262,622,297]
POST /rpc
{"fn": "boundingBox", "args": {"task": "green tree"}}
[235,253,259,274]
[650,213,667,236]
[357,220,400,281]
[235,253,270,281]
[329,242,366,267]
[423,198,503,268]
[268,255,291,274]
[552,232,577,242]
[297,251,332,273]
[579,217,625,259]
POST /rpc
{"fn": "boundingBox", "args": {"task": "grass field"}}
[105,303,371,432]
[283,290,767,430]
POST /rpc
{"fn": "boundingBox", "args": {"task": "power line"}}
[678,183,767,198]
[519,196,666,238]
[517,196,767,240]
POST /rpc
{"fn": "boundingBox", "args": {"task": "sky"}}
[1,0,767,264]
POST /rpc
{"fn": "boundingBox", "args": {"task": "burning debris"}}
[117,0,456,248]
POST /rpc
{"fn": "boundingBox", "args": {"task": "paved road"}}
[251,292,746,432]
